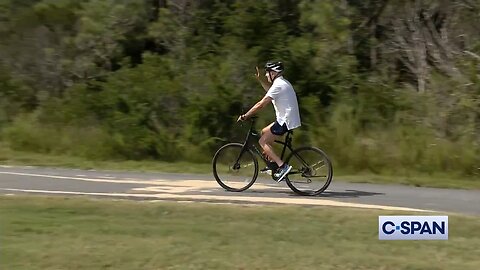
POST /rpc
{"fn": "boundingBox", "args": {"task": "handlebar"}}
[237,115,258,128]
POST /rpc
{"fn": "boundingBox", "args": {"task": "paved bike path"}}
[0,165,479,215]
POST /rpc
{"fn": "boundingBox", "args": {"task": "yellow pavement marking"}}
[131,180,288,194]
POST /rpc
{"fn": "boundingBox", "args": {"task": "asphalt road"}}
[0,165,479,216]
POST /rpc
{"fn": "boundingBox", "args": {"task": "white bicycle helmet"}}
[264,61,284,73]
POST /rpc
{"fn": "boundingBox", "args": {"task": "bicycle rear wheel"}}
[212,143,258,192]
[285,146,333,196]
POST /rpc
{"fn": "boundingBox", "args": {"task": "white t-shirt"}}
[265,76,301,130]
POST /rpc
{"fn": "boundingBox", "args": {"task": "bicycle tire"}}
[212,143,259,192]
[285,146,333,196]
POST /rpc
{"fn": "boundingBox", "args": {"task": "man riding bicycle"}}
[237,61,301,182]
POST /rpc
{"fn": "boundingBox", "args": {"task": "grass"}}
[1,195,479,270]
[0,143,478,189]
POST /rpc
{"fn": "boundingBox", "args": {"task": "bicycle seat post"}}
[285,130,293,147]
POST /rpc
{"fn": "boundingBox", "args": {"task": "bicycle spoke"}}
[311,160,325,170]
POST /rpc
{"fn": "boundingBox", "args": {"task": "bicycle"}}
[212,116,333,196]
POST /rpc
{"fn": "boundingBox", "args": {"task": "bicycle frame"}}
[238,117,294,171]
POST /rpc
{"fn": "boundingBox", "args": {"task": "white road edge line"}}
[0,171,162,185]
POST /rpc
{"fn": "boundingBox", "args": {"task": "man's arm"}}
[237,96,273,122]
[255,66,272,92]
[258,78,271,92]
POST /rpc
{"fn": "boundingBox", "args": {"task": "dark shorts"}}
[270,121,289,136]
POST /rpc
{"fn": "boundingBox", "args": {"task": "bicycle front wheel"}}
[285,146,333,196]
[212,143,258,192]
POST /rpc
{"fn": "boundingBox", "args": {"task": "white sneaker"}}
[274,163,292,182]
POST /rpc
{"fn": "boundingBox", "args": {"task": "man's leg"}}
[259,124,283,167]
[260,123,274,162]
[260,122,292,182]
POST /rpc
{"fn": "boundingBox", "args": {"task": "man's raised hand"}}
[255,66,261,81]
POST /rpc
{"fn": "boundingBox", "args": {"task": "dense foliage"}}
[1,0,479,176]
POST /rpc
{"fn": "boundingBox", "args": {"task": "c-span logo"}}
[379,216,448,240]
